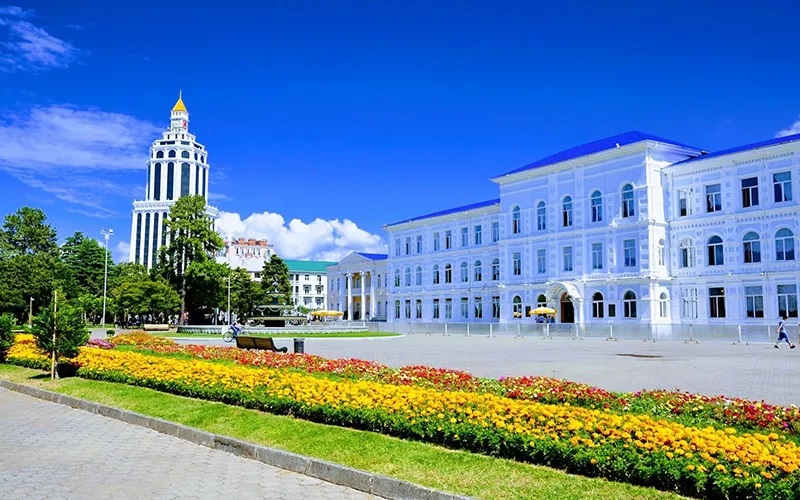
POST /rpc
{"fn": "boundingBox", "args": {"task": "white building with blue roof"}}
[326,252,389,321]
[382,130,800,331]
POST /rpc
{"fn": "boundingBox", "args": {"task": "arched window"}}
[194,152,198,160]
[776,228,796,261]
[460,262,469,282]
[707,236,724,266]
[444,264,452,284]
[394,270,400,287]
[658,239,666,266]
[536,201,546,230]
[166,162,175,200]
[474,260,482,282]
[168,150,177,158]
[536,294,547,308]
[491,258,500,280]
[623,291,637,318]
[742,232,761,264]
[680,239,695,268]
[155,150,164,159]
[562,196,573,227]
[181,150,190,158]
[415,266,422,286]
[590,191,603,222]
[153,163,162,201]
[592,292,604,318]
[180,162,190,197]
[512,296,522,318]
[511,206,521,234]
[621,184,635,218]
[404,267,411,287]
[432,264,440,284]
[659,292,669,318]
[200,156,205,163]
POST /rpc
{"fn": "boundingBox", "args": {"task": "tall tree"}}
[61,232,111,298]
[229,267,265,321]
[156,195,223,323]
[184,260,228,323]
[261,254,292,306]
[0,206,57,256]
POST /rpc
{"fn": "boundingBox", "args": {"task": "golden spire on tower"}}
[171,90,187,113]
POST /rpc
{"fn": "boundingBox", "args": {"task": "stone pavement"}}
[179,334,800,406]
[0,388,378,500]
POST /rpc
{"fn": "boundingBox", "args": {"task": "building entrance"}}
[560,293,575,323]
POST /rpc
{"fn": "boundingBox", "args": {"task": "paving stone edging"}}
[0,380,470,500]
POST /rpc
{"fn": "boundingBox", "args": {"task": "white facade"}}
[383,131,800,326]
[129,93,218,269]
[215,238,275,280]
[326,253,389,320]
[285,260,338,309]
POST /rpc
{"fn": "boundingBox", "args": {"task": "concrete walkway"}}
[0,388,378,500]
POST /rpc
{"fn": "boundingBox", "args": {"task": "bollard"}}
[607,323,617,341]
[736,324,743,345]
[489,323,493,338]
[517,323,521,338]
[293,338,305,354]
[545,322,550,339]
[466,323,470,337]
[444,323,448,336]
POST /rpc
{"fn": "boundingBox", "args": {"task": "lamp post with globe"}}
[101,229,114,329]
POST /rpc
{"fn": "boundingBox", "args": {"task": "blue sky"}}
[1,1,799,261]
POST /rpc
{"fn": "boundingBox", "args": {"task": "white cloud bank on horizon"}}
[776,115,800,138]
[216,210,387,262]
[0,6,81,72]
[0,105,161,216]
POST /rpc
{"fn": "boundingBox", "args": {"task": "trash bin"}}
[293,338,304,354]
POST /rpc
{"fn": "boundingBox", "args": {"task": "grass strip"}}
[0,364,683,500]
[152,331,400,339]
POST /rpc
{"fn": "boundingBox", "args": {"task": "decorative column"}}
[369,270,376,319]
[346,272,353,320]
[338,272,345,313]
[359,271,366,320]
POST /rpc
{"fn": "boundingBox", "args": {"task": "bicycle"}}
[222,325,242,343]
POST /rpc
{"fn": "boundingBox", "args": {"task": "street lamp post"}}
[227,237,232,325]
[28,297,33,328]
[101,229,114,329]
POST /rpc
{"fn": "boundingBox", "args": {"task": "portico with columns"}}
[327,252,388,321]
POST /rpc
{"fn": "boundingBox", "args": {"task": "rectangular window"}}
[445,230,452,249]
[777,284,799,318]
[745,286,764,318]
[433,232,440,251]
[563,246,573,272]
[491,222,499,242]
[474,297,483,319]
[678,189,692,217]
[607,304,616,317]
[461,227,469,247]
[432,299,440,319]
[492,296,500,319]
[404,300,411,319]
[492,259,500,280]
[537,248,546,274]
[741,177,759,208]
[444,298,453,319]
[460,297,469,319]
[395,239,401,257]
[774,171,793,202]
[513,251,522,276]
[709,287,726,318]
[415,299,423,319]
[705,184,722,213]
[474,225,482,245]
[591,242,603,270]
[405,237,411,255]
[416,235,422,253]
[394,300,400,319]
[623,239,636,267]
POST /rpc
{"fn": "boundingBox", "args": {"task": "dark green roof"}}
[283,260,337,273]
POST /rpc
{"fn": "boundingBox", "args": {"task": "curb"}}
[0,380,470,500]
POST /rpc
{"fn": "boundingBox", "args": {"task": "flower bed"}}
[5,333,49,370]
[136,342,800,437]
[108,331,176,348]
[75,347,800,499]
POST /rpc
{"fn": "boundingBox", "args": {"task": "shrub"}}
[32,299,89,362]
[0,313,14,360]
[106,329,115,337]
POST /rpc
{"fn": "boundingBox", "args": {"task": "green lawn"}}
[152,331,400,339]
[0,364,685,500]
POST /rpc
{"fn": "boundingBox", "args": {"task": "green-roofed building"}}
[284,260,338,309]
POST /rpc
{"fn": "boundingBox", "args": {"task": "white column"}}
[359,271,366,320]
[338,272,345,312]
[369,270,376,318]
[128,211,138,262]
[154,215,163,266]
[346,272,353,320]
[138,212,148,267]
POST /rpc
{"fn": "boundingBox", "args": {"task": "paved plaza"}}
[183,334,800,406]
[0,388,378,500]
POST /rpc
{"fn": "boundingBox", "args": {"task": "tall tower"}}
[129,93,218,269]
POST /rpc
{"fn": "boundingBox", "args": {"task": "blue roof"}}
[495,131,704,178]
[672,132,800,166]
[355,252,388,261]
[385,198,501,227]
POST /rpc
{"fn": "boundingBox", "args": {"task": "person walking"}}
[774,316,795,349]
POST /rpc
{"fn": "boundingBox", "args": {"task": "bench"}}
[143,323,170,332]
[235,336,288,353]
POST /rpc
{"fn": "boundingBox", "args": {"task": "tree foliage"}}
[61,232,112,298]
[0,206,57,256]
[229,267,265,320]
[32,294,89,361]
[261,254,292,306]
[184,259,228,322]
[0,313,14,356]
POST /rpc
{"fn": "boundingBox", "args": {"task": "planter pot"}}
[56,361,78,378]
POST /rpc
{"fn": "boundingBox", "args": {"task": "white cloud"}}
[776,115,800,138]
[113,240,130,263]
[0,105,161,215]
[0,6,81,71]
[216,210,387,262]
